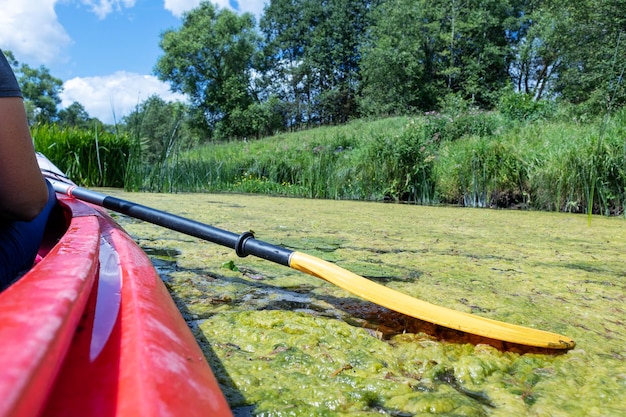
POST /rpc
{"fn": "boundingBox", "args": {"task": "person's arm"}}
[0,97,49,221]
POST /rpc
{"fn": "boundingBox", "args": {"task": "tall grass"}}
[125,118,410,199]
[33,124,130,187]
[36,106,626,216]
[122,108,626,215]
[436,136,527,208]
[525,113,626,215]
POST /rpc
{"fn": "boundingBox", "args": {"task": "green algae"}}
[104,189,626,416]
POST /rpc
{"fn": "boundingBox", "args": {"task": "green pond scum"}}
[103,189,626,416]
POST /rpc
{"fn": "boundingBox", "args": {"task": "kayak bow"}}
[0,155,233,417]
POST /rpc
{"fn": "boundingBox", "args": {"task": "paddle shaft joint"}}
[235,231,255,258]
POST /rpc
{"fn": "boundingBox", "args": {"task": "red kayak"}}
[0,157,232,417]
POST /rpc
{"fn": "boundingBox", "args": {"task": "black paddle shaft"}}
[68,186,294,267]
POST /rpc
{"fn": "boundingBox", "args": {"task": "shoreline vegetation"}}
[34,104,626,217]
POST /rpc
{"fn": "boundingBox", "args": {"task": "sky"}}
[0,0,268,124]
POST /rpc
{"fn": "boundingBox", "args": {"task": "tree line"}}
[7,0,625,143]
[156,0,625,140]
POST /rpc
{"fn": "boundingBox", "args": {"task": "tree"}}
[18,64,63,125]
[359,0,438,115]
[261,0,373,127]
[510,0,574,101]
[260,0,316,129]
[442,0,518,106]
[306,0,371,123]
[509,0,625,110]
[57,102,102,129]
[553,0,626,111]
[2,50,18,69]
[123,95,192,163]
[360,0,520,115]
[1,50,63,124]
[155,1,261,139]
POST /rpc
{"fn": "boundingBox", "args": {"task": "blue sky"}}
[53,1,181,78]
[0,0,268,123]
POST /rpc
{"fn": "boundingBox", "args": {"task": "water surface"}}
[104,190,626,416]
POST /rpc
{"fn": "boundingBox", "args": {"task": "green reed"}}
[516,110,626,215]
[100,105,626,216]
[436,135,527,208]
[33,124,130,187]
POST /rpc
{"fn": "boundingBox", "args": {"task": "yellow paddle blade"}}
[289,252,575,350]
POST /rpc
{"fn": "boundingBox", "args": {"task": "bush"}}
[360,119,439,203]
[420,111,502,143]
[529,126,626,215]
[436,136,527,208]
[498,88,556,122]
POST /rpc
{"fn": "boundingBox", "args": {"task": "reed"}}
[525,111,626,215]
[33,124,130,187]
[38,105,625,216]
[436,135,527,208]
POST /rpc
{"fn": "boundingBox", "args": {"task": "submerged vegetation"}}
[110,191,626,416]
[17,1,626,415]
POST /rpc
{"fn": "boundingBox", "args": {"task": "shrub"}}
[529,127,626,215]
[498,88,556,122]
[360,119,439,203]
[436,136,527,208]
[420,111,502,143]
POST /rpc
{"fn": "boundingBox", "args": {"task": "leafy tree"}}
[260,0,316,128]
[57,101,104,130]
[360,0,520,115]
[306,0,371,123]
[359,0,439,115]
[155,1,261,139]
[226,94,287,139]
[1,50,18,69]
[123,95,192,163]
[261,0,373,127]
[18,64,63,125]
[442,0,518,106]
[510,0,625,111]
[553,0,626,111]
[510,0,581,101]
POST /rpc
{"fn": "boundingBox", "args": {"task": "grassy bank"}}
[125,107,626,215]
[35,106,626,216]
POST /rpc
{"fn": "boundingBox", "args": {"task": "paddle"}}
[50,180,575,350]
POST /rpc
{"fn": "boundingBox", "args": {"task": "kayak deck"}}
[0,194,232,417]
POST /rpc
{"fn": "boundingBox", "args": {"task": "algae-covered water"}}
[104,190,626,416]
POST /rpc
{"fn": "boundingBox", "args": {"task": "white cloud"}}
[1,0,268,126]
[163,0,202,17]
[238,1,267,18]
[0,0,72,65]
[61,72,186,124]
[0,1,140,66]
[163,0,268,19]
[80,0,137,19]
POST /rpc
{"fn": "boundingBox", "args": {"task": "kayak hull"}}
[0,192,232,416]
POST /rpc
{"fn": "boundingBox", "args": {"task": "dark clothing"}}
[0,50,56,290]
[0,52,22,98]
[0,181,57,290]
